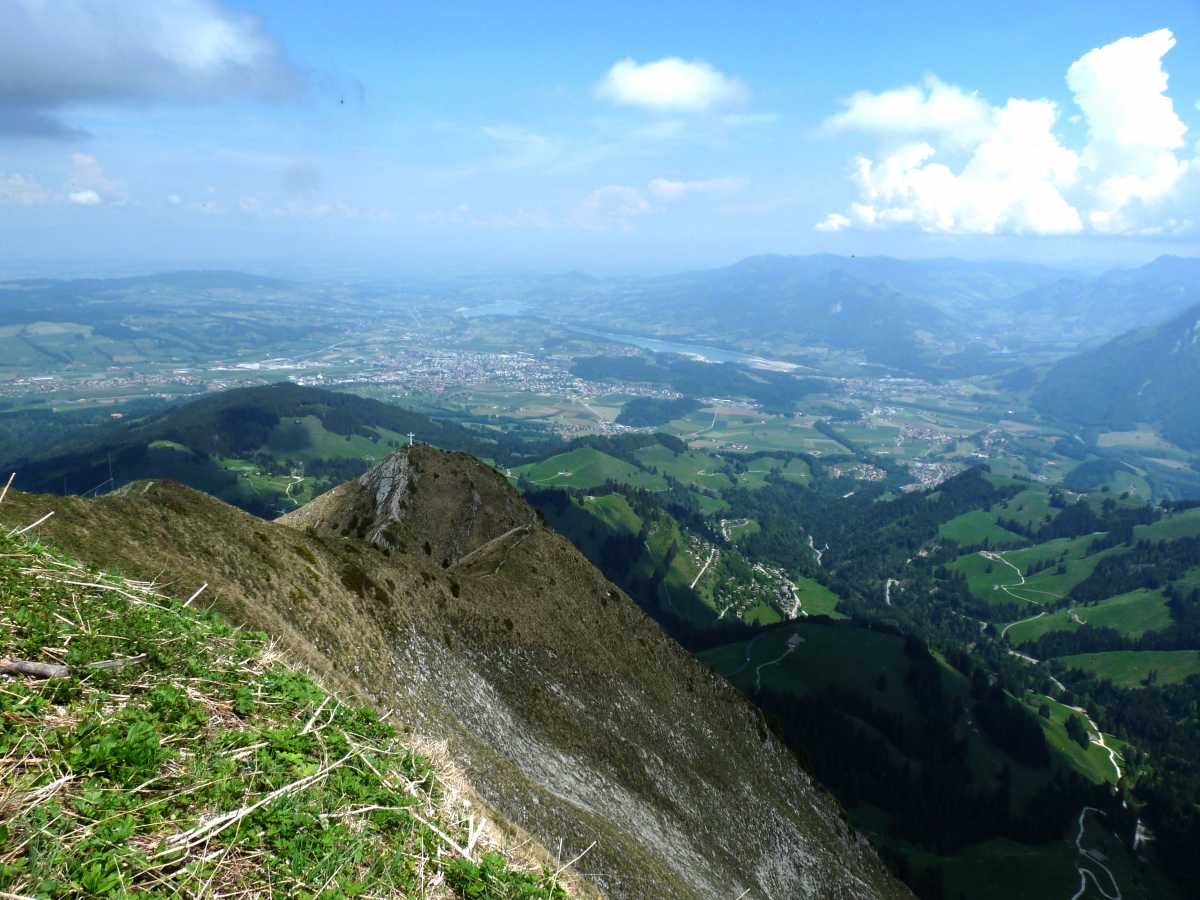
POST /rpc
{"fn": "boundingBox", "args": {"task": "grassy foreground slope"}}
[0,528,563,898]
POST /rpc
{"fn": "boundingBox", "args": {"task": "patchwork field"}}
[514,446,667,490]
[1005,589,1174,645]
[1058,650,1200,687]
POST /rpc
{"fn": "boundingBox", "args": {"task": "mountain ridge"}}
[1,444,910,899]
[1034,302,1200,450]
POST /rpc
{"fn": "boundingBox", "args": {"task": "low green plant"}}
[0,528,565,898]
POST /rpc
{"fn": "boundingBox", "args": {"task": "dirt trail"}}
[754,633,804,690]
[1001,610,1045,639]
[1070,807,1121,900]
[1064,703,1123,782]
[883,578,899,607]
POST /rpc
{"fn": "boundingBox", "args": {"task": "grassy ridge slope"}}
[0,528,563,898]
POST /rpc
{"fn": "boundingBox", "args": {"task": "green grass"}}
[906,838,1080,900]
[1134,507,1200,541]
[1021,695,1121,785]
[284,415,408,462]
[792,576,842,617]
[993,488,1055,530]
[1058,650,1200,687]
[939,510,1025,546]
[742,604,782,626]
[701,622,917,713]
[950,534,1117,607]
[633,445,732,489]
[514,447,666,491]
[724,518,760,542]
[577,493,642,534]
[1006,589,1174,645]
[0,530,565,899]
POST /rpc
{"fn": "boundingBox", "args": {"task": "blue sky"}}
[1,0,1198,275]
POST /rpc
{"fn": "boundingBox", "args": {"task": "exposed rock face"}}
[280,445,536,565]
[5,450,911,900]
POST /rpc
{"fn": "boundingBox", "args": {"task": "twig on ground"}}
[0,654,149,679]
[184,583,207,607]
[9,511,54,537]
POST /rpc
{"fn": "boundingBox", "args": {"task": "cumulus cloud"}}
[815,212,851,232]
[819,29,1196,237]
[0,0,297,139]
[596,57,746,112]
[647,176,744,201]
[68,189,101,206]
[1067,29,1190,232]
[826,77,994,148]
[69,152,121,202]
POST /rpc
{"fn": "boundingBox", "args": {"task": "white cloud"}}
[815,212,851,232]
[826,77,994,148]
[0,0,297,138]
[0,172,50,205]
[68,189,101,206]
[1066,29,1190,232]
[819,29,1196,237]
[647,176,743,201]
[69,152,121,202]
[573,185,650,229]
[596,57,746,112]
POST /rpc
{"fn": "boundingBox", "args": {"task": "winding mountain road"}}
[1070,807,1122,900]
[754,633,804,690]
[1001,610,1045,639]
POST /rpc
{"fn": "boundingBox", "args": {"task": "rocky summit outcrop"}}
[4,447,911,899]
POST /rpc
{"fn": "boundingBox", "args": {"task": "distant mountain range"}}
[1034,302,1200,450]
[530,253,1200,376]
[1014,255,1200,338]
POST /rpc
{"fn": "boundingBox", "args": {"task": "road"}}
[690,548,718,590]
[1063,702,1123,783]
[726,632,770,677]
[754,633,805,690]
[980,550,1043,605]
[1070,807,1122,900]
[284,475,305,506]
[1001,610,1045,639]
[688,411,718,438]
[884,578,899,607]
[979,549,1065,607]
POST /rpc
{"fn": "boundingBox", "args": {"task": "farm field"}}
[1058,650,1200,687]
[514,446,667,490]
[577,493,642,533]
[634,444,732,489]
[1135,507,1200,541]
[950,534,1118,608]
[1006,589,1174,645]
[792,575,841,617]
[939,509,1025,546]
